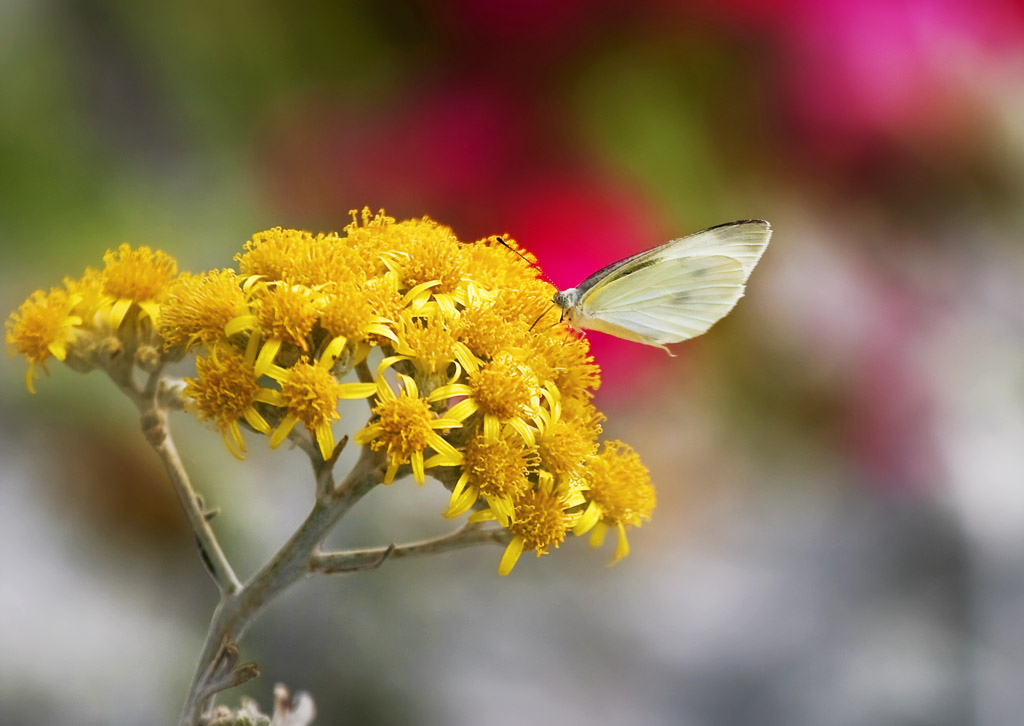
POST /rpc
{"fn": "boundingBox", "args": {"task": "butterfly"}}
[551,220,772,353]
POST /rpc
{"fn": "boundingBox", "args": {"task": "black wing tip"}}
[705,219,771,232]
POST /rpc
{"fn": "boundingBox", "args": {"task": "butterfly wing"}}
[650,220,771,276]
[572,221,771,348]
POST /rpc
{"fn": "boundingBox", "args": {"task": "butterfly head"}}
[553,288,582,326]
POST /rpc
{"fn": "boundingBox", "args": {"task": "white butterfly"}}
[552,220,772,352]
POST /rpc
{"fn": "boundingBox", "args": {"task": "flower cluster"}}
[6,210,655,573]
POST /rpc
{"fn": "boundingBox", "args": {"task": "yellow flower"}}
[362,274,406,327]
[263,339,377,460]
[183,343,275,459]
[341,207,399,274]
[444,431,538,526]
[471,474,586,576]
[395,311,479,380]
[318,278,397,361]
[526,328,600,403]
[5,287,83,393]
[236,227,315,283]
[355,362,464,485]
[389,219,466,290]
[535,387,602,484]
[438,352,541,444]
[573,441,656,563]
[489,280,559,330]
[226,282,321,376]
[455,299,530,362]
[158,270,248,351]
[101,244,177,328]
[63,267,108,326]
[7,208,660,575]
[302,231,380,285]
[379,217,469,316]
[461,235,540,290]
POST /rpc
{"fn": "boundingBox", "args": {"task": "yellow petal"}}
[255,389,283,406]
[254,338,282,378]
[435,293,456,318]
[354,423,380,445]
[445,398,478,423]
[429,417,463,430]
[109,298,133,328]
[338,382,377,399]
[427,432,462,462]
[320,336,347,367]
[411,451,425,485]
[429,382,472,401]
[47,340,68,362]
[138,300,161,324]
[222,424,247,461]
[487,495,513,528]
[507,417,535,446]
[402,279,440,306]
[573,500,602,537]
[443,484,479,519]
[397,373,418,399]
[611,522,630,564]
[366,323,398,343]
[498,536,525,576]
[243,327,261,365]
[243,407,271,434]
[453,343,480,375]
[315,421,335,460]
[467,509,496,524]
[384,456,401,484]
[224,313,257,338]
[269,413,299,449]
[377,354,408,377]
[483,414,499,441]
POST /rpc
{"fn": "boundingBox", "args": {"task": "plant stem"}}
[112,358,239,595]
[144,408,242,595]
[311,524,509,574]
[179,444,386,725]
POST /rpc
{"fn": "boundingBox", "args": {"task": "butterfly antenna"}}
[493,236,557,287]
[529,303,557,332]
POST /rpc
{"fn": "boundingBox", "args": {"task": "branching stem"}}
[311,524,509,574]
[109,364,502,725]
[179,444,386,725]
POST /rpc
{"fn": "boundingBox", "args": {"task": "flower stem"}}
[144,409,243,595]
[179,444,386,725]
[311,524,509,574]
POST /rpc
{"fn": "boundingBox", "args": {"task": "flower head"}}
[489,475,586,576]
[574,441,656,563]
[5,287,83,393]
[159,270,247,351]
[264,344,376,459]
[236,227,314,283]
[439,352,541,444]
[445,431,538,526]
[356,366,464,484]
[184,344,273,459]
[101,244,177,327]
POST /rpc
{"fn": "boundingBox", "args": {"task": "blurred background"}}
[3,1,1024,724]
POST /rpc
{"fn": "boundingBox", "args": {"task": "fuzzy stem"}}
[179,444,386,725]
[109,358,241,597]
[311,524,509,574]
[143,408,242,595]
